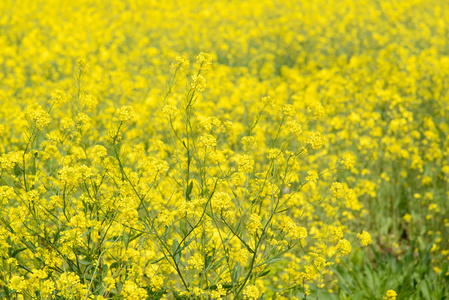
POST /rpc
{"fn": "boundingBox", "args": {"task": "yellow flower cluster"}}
[331,182,344,199]
[191,74,207,92]
[171,56,190,71]
[57,272,88,299]
[187,253,204,271]
[357,230,372,246]
[307,131,325,150]
[384,289,397,300]
[51,90,68,107]
[341,152,356,169]
[117,106,136,123]
[121,281,148,300]
[237,154,255,173]
[212,192,234,217]
[1,0,448,298]
[279,216,308,240]
[25,105,51,130]
[199,133,217,148]
[306,170,319,183]
[247,213,263,234]
[243,285,260,299]
[162,104,178,119]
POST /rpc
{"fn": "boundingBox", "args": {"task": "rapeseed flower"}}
[2,0,448,298]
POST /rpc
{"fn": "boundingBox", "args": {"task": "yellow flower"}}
[76,58,88,70]
[307,103,325,119]
[171,55,190,71]
[150,275,164,292]
[243,285,260,299]
[211,283,227,298]
[199,133,217,148]
[91,145,108,163]
[162,104,178,119]
[58,166,80,186]
[357,230,372,246]
[306,170,319,183]
[188,253,204,271]
[25,105,50,130]
[104,276,115,289]
[83,94,98,110]
[337,239,352,256]
[57,272,87,298]
[287,120,303,137]
[237,154,254,173]
[122,281,148,300]
[197,52,213,69]
[341,152,356,169]
[193,287,205,296]
[384,289,397,300]
[50,90,68,107]
[282,104,294,116]
[117,106,136,123]
[241,136,257,150]
[247,213,262,234]
[331,182,344,198]
[403,213,412,222]
[191,74,206,92]
[307,131,324,150]
[8,275,26,293]
[212,192,233,211]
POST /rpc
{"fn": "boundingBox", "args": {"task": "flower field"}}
[0,0,448,299]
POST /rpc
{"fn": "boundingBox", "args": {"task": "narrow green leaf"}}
[81,225,96,237]
[172,239,181,264]
[186,181,193,201]
[231,262,241,284]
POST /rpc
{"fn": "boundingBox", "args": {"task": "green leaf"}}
[186,181,193,201]
[264,257,283,265]
[209,256,226,270]
[128,232,144,243]
[259,269,270,277]
[101,264,109,278]
[110,261,120,270]
[123,232,130,247]
[2,285,10,299]
[334,268,351,293]
[81,225,96,238]
[231,262,241,284]
[9,247,27,258]
[439,261,448,279]
[78,259,93,266]
[172,239,181,264]
[420,279,431,300]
